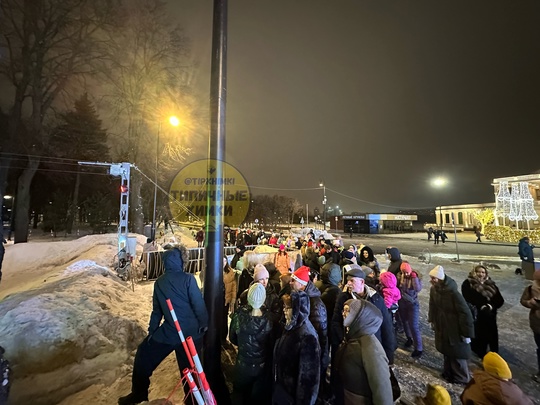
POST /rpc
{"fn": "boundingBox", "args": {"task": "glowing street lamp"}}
[431,177,448,228]
[152,116,181,240]
[319,181,327,231]
[430,177,460,262]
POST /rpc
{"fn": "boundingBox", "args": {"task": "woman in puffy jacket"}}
[230,283,274,404]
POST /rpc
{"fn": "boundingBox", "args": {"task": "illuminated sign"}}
[168,159,250,226]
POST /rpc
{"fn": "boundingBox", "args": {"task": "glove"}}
[462,337,471,344]
[410,272,417,278]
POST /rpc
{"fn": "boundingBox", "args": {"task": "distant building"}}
[332,213,418,234]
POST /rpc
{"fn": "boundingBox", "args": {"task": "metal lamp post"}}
[319,181,327,231]
[431,177,460,262]
[151,116,179,241]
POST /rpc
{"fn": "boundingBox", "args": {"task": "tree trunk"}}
[14,157,40,243]
[66,170,81,234]
[131,171,144,234]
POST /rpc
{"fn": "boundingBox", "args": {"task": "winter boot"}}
[404,338,413,348]
[118,392,148,405]
[411,350,423,359]
[516,268,523,275]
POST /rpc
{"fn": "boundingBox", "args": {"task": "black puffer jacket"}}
[273,291,320,405]
[148,247,209,344]
[229,307,274,365]
[316,263,342,339]
[304,281,329,370]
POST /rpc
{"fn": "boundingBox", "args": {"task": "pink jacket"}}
[379,271,401,309]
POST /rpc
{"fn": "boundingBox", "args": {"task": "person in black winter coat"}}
[230,283,274,405]
[273,292,320,405]
[290,266,329,386]
[315,262,342,343]
[429,265,474,384]
[461,265,504,358]
[358,245,380,277]
[0,238,5,283]
[386,247,402,275]
[118,246,209,405]
[331,264,396,365]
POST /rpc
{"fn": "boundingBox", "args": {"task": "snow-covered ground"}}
[1,231,539,404]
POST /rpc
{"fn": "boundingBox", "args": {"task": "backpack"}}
[0,346,10,404]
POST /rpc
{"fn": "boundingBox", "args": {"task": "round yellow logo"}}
[168,159,250,226]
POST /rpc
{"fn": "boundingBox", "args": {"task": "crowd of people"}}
[117,229,538,405]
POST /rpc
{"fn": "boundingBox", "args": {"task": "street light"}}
[319,181,327,231]
[151,116,180,241]
[431,177,448,229]
[430,177,460,262]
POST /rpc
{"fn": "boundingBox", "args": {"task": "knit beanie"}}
[253,264,269,282]
[318,255,327,266]
[247,283,266,310]
[292,266,310,286]
[429,265,445,280]
[483,351,512,379]
[400,262,412,274]
[423,384,451,405]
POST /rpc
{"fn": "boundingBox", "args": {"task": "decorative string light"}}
[495,181,511,218]
[520,182,538,221]
[508,183,521,221]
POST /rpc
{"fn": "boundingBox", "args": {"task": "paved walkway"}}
[351,230,516,247]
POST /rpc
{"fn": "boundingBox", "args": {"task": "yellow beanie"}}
[424,384,451,405]
[483,352,512,379]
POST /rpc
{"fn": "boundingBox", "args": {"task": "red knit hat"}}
[292,266,310,286]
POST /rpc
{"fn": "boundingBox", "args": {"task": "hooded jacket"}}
[148,247,209,344]
[460,370,533,405]
[428,275,474,359]
[518,237,534,262]
[303,281,329,372]
[273,291,320,405]
[335,299,393,405]
[378,272,401,309]
[332,285,397,364]
[317,263,342,336]
[359,246,380,276]
[386,248,402,275]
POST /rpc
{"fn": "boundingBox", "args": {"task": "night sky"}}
[171,1,540,214]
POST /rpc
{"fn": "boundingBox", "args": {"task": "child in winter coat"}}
[396,261,423,358]
[378,271,401,312]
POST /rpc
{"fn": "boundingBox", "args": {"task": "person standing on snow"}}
[461,264,504,359]
[0,238,5,283]
[118,245,208,405]
[428,265,474,384]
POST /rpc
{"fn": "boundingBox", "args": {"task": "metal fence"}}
[144,245,260,280]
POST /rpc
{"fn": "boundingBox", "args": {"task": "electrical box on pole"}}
[112,163,131,253]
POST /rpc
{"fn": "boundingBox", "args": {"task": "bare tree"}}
[95,0,196,233]
[0,0,115,242]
